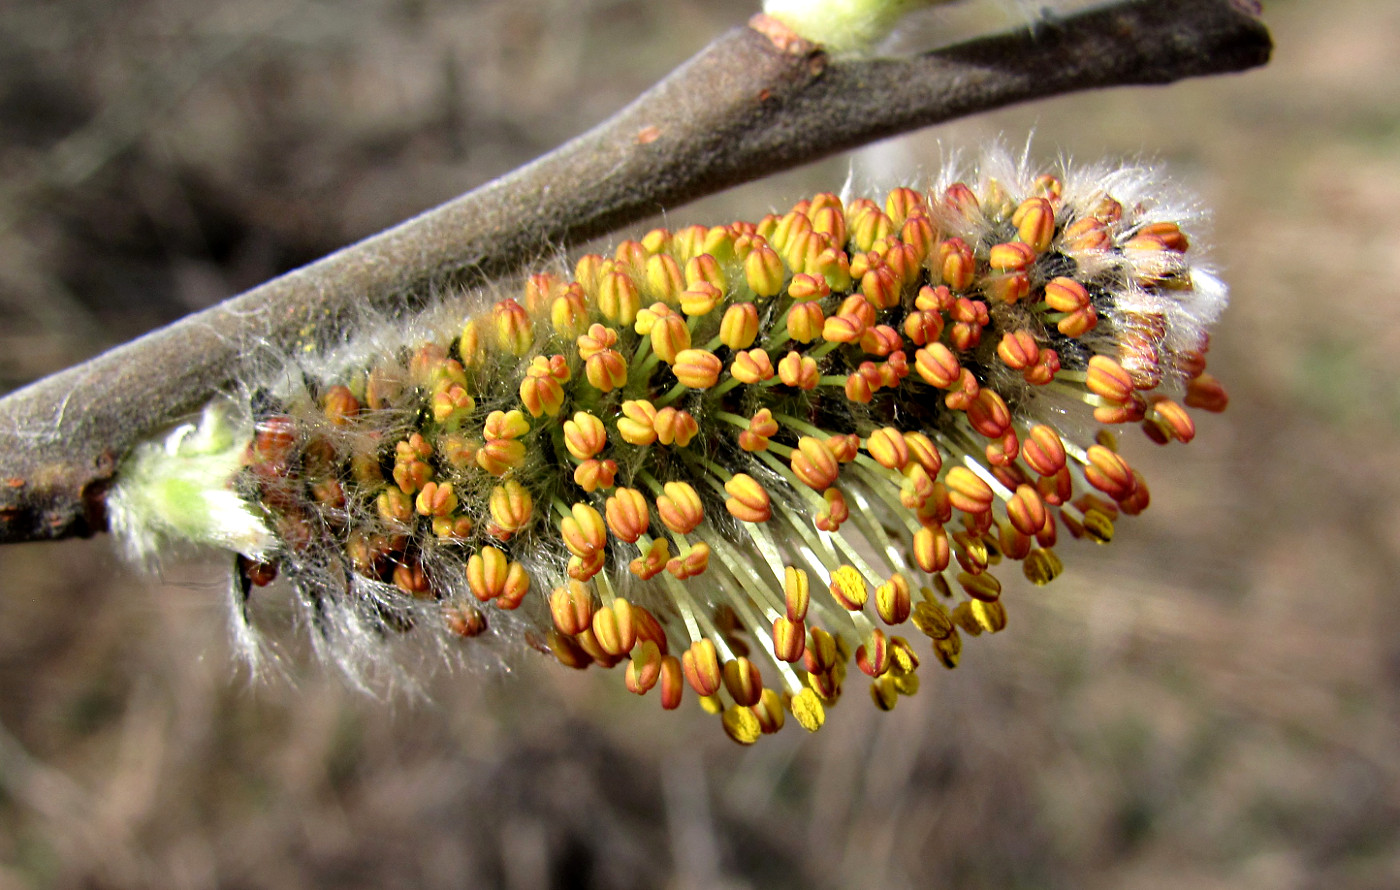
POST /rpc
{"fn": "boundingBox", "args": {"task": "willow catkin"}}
[109,149,1230,742]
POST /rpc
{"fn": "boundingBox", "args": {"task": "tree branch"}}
[0,0,1270,545]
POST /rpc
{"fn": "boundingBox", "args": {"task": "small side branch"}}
[0,0,1270,544]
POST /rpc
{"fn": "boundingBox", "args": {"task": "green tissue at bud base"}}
[763,0,964,54]
[107,400,274,565]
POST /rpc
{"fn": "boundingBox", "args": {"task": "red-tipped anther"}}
[1084,445,1138,502]
[773,616,806,663]
[816,487,849,532]
[787,302,825,344]
[943,369,981,412]
[997,331,1040,370]
[722,656,764,707]
[550,580,594,636]
[1024,348,1061,386]
[943,183,979,218]
[903,310,944,347]
[1185,373,1229,412]
[903,432,942,476]
[1022,424,1067,476]
[682,639,722,696]
[1006,485,1047,537]
[844,372,874,404]
[966,389,1012,439]
[938,238,975,291]
[857,628,891,677]
[1147,397,1196,443]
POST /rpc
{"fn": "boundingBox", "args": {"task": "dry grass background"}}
[1,0,1397,887]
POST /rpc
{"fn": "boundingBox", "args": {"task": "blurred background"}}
[1,0,1397,887]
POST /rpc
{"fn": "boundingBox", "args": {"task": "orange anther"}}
[724,474,772,523]
[654,407,699,447]
[605,487,651,543]
[549,580,594,636]
[672,349,723,388]
[657,481,704,534]
[945,466,994,514]
[791,436,840,491]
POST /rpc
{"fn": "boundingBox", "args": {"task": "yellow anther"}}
[784,566,810,621]
[786,302,824,344]
[958,570,1002,602]
[617,400,660,446]
[592,598,637,657]
[866,427,910,470]
[789,687,826,732]
[722,705,762,745]
[560,502,607,558]
[970,599,1007,633]
[643,252,684,304]
[466,546,509,602]
[724,473,771,523]
[829,564,868,611]
[1012,196,1055,252]
[875,574,911,625]
[1023,548,1063,585]
[679,282,722,317]
[684,253,726,294]
[744,243,786,298]
[564,411,608,461]
[650,312,691,364]
[492,299,534,355]
[597,270,641,326]
[730,349,774,384]
[719,302,760,350]
[487,480,533,539]
[671,349,723,389]
[414,481,458,517]
[483,409,530,441]
[585,349,628,392]
[945,466,994,514]
[682,638,722,696]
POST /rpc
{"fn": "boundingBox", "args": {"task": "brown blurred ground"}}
[1,0,1397,887]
